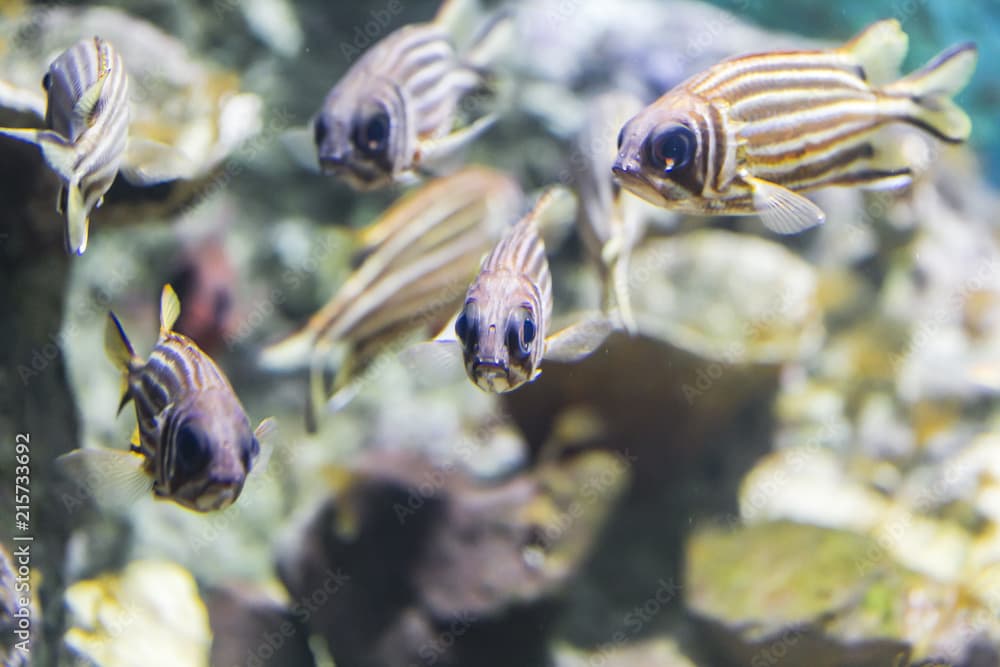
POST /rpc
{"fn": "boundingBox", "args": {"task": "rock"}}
[63,560,212,667]
[554,637,700,667]
[206,584,315,667]
[277,449,628,667]
[686,521,1000,667]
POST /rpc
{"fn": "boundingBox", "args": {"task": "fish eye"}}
[241,436,259,472]
[647,125,696,172]
[507,311,534,359]
[523,318,536,344]
[313,115,328,147]
[42,72,52,91]
[616,126,626,150]
[456,302,478,347]
[174,424,210,478]
[353,109,391,156]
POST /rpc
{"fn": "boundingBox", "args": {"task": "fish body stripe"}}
[126,334,232,469]
[480,215,552,328]
[689,51,864,95]
[683,59,917,201]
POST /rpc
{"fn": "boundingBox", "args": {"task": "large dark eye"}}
[522,318,536,344]
[455,302,478,347]
[353,109,390,156]
[313,115,328,147]
[617,126,626,150]
[174,424,210,479]
[507,313,534,359]
[42,72,52,91]
[241,436,259,472]
[646,125,696,172]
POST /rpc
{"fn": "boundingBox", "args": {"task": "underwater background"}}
[2,0,1000,665]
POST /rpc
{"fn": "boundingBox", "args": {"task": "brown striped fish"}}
[313,0,510,190]
[59,285,272,513]
[613,19,978,234]
[0,37,129,255]
[259,166,524,429]
[455,187,615,393]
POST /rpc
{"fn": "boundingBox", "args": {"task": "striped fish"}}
[0,37,129,255]
[455,187,615,393]
[59,285,272,513]
[573,91,650,334]
[313,0,510,190]
[259,166,524,429]
[613,19,978,234]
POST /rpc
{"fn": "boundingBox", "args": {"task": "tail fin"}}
[160,284,181,334]
[462,8,514,70]
[435,0,513,69]
[885,42,978,144]
[105,312,137,413]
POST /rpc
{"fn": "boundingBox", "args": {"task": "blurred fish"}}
[454,187,615,393]
[613,19,978,234]
[573,91,651,334]
[311,0,511,189]
[59,285,272,512]
[169,234,239,354]
[259,166,524,429]
[0,36,189,254]
[0,37,127,254]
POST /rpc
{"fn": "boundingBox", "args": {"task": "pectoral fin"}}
[71,72,110,128]
[544,311,616,363]
[743,175,825,234]
[56,447,152,513]
[279,125,321,174]
[418,113,496,167]
[121,137,194,185]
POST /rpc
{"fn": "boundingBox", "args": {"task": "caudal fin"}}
[886,42,978,144]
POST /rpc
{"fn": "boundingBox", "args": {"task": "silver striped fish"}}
[573,91,650,334]
[60,285,272,513]
[259,166,524,429]
[0,37,129,255]
[313,0,510,190]
[455,187,615,393]
[613,19,978,234]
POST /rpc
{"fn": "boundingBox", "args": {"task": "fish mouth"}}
[471,360,514,393]
[318,155,388,190]
[612,162,669,208]
[189,481,243,512]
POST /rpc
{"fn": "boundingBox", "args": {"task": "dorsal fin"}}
[160,284,181,334]
[839,19,908,86]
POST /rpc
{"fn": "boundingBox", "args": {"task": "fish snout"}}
[193,479,244,511]
[471,358,512,393]
[612,155,643,180]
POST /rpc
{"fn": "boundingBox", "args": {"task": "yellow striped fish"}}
[613,19,978,234]
[573,91,649,334]
[259,166,524,429]
[60,285,272,513]
[455,187,615,393]
[0,37,129,255]
[313,0,510,190]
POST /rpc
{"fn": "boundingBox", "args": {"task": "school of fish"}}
[2,1,978,511]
